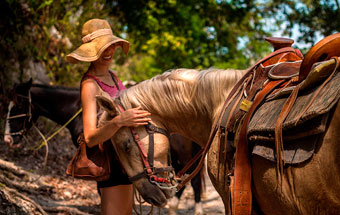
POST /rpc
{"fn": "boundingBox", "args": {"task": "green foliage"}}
[1,0,274,88]
[109,0,271,72]
[0,0,110,87]
[112,54,163,82]
[260,0,340,46]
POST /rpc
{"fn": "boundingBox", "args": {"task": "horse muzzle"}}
[4,134,14,146]
[3,134,22,148]
[134,177,175,207]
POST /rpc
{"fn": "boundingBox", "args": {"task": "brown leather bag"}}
[66,134,110,181]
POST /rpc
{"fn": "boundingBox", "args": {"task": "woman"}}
[66,18,151,215]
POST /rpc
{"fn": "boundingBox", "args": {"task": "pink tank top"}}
[84,71,126,98]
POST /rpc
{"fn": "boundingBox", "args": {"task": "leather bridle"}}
[5,90,32,136]
[116,103,178,191]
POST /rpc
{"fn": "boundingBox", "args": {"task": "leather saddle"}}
[218,33,340,215]
[268,61,301,79]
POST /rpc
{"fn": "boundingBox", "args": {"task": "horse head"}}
[96,95,177,207]
[4,79,36,147]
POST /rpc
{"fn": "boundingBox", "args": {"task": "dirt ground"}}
[0,118,224,215]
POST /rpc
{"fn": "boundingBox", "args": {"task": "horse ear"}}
[95,95,119,116]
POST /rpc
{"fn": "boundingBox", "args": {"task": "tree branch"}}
[335,0,340,11]
[0,185,48,215]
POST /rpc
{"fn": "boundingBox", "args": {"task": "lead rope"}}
[33,108,83,151]
[32,124,49,168]
[133,186,160,215]
[22,108,82,180]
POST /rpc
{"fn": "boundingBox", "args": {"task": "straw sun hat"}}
[66,19,129,64]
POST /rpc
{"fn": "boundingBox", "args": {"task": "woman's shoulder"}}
[81,77,101,95]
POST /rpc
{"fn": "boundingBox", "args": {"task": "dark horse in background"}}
[4,79,205,215]
[4,79,83,146]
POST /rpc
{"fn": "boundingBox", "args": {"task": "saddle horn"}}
[265,37,295,51]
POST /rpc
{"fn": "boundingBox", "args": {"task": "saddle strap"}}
[232,80,285,215]
[274,82,300,184]
[220,47,299,130]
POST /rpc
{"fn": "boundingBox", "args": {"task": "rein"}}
[116,103,177,191]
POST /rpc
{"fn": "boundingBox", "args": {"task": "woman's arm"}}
[81,79,151,147]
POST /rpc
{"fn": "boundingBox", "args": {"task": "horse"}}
[96,67,340,215]
[4,79,206,213]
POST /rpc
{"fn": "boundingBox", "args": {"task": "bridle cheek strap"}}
[130,127,153,175]
[130,127,148,158]
[129,124,172,181]
[115,103,174,184]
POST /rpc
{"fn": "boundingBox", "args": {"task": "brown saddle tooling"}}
[218,33,340,215]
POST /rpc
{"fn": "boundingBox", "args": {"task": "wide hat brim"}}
[66,34,130,64]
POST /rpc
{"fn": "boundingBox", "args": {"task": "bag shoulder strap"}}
[109,70,120,91]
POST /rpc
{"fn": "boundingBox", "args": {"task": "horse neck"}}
[30,85,81,127]
[121,68,247,147]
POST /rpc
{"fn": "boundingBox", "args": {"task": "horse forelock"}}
[119,68,247,121]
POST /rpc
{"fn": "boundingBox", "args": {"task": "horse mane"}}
[119,68,247,120]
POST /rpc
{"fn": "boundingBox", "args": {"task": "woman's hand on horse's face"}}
[116,107,151,127]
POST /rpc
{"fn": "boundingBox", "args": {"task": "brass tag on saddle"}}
[240,99,253,112]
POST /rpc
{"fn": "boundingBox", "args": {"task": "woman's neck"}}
[89,63,110,76]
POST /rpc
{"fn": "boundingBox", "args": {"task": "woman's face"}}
[95,44,117,66]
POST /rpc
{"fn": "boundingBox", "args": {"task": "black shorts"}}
[97,141,131,188]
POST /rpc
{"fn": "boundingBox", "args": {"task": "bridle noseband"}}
[116,103,178,191]
[5,90,33,136]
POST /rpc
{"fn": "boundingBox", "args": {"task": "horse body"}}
[113,68,340,214]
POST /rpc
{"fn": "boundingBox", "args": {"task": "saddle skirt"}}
[248,59,340,164]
